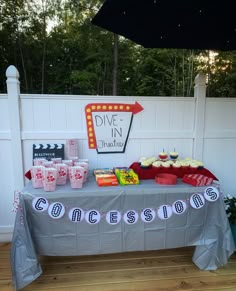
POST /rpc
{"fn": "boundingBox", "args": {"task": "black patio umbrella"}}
[92,0,236,50]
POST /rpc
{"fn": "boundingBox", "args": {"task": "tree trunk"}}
[112,33,118,96]
[41,0,47,94]
[182,49,185,96]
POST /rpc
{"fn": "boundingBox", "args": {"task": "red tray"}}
[155,173,177,185]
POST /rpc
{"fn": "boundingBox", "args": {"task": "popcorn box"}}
[69,166,84,189]
[33,158,47,166]
[31,166,44,188]
[43,167,57,192]
[74,162,89,183]
[54,163,68,185]
[65,139,78,159]
[182,174,213,186]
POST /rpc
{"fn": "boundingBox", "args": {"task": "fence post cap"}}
[194,72,206,85]
[6,65,19,79]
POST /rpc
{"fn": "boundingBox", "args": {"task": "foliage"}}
[0,0,236,96]
[224,195,236,224]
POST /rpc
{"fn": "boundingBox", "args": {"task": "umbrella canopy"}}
[92,0,236,50]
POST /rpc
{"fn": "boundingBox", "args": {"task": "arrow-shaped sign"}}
[131,101,144,114]
[85,102,144,153]
[85,102,143,115]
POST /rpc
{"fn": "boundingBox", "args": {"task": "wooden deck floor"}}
[1,243,236,291]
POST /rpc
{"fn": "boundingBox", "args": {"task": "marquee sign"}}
[85,102,144,153]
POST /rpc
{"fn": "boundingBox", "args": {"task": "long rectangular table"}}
[11,178,235,290]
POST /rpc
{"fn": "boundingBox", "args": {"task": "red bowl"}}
[155,173,177,185]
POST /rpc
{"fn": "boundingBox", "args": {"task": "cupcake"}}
[152,160,162,168]
[189,162,199,170]
[141,157,157,168]
[161,161,170,168]
[139,157,147,164]
[167,160,174,166]
[172,161,181,168]
[181,160,190,169]
[169,151,179,160]
[159,151,168,161]
[195,160,204,168]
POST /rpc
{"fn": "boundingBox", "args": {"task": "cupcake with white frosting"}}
[169,151,179,160]
[172,161,181,168]
[159,150,168,161]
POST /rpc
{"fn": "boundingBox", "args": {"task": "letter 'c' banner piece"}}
[85,102,144,154]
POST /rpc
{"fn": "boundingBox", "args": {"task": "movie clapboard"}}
[33,144,64,161]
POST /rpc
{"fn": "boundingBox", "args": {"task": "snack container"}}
[51,158,62,164]
[43,167,57,191]
[74,162,89,183]
[42,161,54,168]
[65,139,78,159]
[33,158,47,166]
[68,156,79,165]
[62,159,73,167]
[69,166,85,188]
[54,163,68,185]
[78,158,89,165]
[31,166,44,188]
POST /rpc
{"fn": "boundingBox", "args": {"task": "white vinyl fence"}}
[0,65,236,242]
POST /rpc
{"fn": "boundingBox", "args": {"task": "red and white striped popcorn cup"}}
[65,139,78,159]
[51,158,62,164]
[33,158,47,166]
[31,166,44,188]
[68,156,79,165]
[69,166,85,189]
[43,167,57,192]
[42,161,54,168]
[54,163,68,185]
[78,158,89,165]
[62,159,73,167]
[74,162,89,183]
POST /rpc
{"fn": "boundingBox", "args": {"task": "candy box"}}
[115,168,139,185]
[96,174,119,186]
[182,174,213,186]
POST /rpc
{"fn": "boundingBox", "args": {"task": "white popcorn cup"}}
[54,163,68,185]
[33,158,47,166]
[31,166,44,188]
[69,166,84,189]
[74,162,89,183]
[43,167,57,192]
